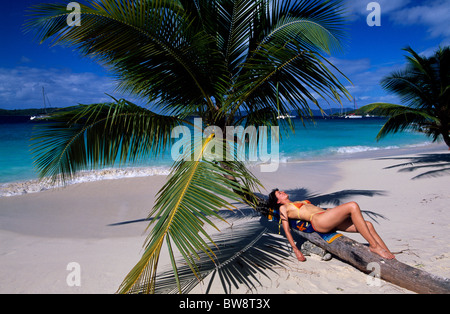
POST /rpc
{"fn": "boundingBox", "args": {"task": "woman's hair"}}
[267,188,280,210]
[254,188,280,218]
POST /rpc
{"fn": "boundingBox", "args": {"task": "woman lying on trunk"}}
[265,189,395,261]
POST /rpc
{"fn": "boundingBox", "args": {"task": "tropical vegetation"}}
[361,46,450,149]
[26,0,350,293]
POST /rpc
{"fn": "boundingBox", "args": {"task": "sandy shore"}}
[0,143,449,294]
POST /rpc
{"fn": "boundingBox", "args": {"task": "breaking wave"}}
[0,166,171,198]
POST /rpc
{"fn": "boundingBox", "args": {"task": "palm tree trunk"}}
[290,227,450,294]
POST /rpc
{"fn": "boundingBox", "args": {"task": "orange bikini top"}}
[290,200,311,219]
[277,200,311,234]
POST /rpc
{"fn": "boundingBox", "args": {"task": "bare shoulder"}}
[279,204,289,219]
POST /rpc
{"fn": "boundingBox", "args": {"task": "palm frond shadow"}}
[378,153,450,179]
[106,208,257,228]
[152,214,291,294]
[281,187,386,206]
[107,218,152,226]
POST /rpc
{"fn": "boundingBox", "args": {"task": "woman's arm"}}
[280,207,306,262]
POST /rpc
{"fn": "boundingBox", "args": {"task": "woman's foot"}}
[370,245,395,259]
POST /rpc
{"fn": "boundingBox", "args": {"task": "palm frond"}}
[153,218,290,294]
[214,0,267,74]
[31,98,181,183]
[381,70,434,109]
[230,47,350,121]
[381,46,449,111]
[251,0,347,55]
[359,102,439,140]
[117,134,262,294]
[24,0,223,114]
[362,46,450,147]
[223,0,350,122]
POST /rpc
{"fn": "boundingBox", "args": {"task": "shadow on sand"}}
[378,152,450,180]
[117,187,391,293]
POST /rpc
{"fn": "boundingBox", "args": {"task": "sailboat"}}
[30,87,50,121]
[345,98,362,119]
[277,113,296,119]
[275,82,296,119]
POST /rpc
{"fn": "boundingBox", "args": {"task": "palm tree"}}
[26,0,350,293]
[361,46,450,149]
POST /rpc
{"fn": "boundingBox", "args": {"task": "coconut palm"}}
[26,0,350,293]
[361,46,450,149]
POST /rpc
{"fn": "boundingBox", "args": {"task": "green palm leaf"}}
[225,0,350,122]
[361,46,450,147]
[31,98,181,183]
[25,0,223,114]
[117,134,262,294]
[362,102,438,140]
[232,47,350,118]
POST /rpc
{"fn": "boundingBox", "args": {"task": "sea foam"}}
[332,145,399,154]
[0,166,171,198]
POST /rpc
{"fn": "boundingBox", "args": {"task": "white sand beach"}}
[0,143,449,294]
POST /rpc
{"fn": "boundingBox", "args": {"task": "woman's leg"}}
[335,217,393,255]
[313,202,395,259]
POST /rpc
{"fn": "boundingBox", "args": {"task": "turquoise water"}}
[0,118,432,185]
[278,118,431,161]
[0,123,37,184]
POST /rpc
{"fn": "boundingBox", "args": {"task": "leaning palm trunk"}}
[26,0,351,293]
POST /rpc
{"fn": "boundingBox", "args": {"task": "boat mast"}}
[42,87,47,114]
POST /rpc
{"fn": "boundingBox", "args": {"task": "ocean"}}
[0,117,434,195]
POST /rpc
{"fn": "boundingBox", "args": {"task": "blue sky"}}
[0,0,449,111]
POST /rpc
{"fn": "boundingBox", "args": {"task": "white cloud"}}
[326,56,404,106]
[343,0,412,20]
[0,66,138,109]
[19,56,32,64]
[345,0,450,41]
[329,57,372,76]
[390,0,450,38]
